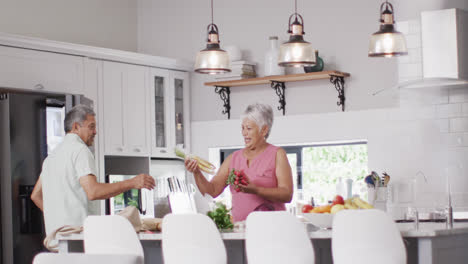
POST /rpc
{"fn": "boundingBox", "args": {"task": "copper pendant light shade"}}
[368,1,408,58]
[194,0,231,74]
[278,0,316,67]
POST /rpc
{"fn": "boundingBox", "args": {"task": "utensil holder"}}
[368,187,388,211]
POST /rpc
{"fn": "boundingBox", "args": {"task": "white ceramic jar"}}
[264,36,285,76]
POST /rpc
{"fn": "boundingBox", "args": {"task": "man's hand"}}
[131,174,156,190]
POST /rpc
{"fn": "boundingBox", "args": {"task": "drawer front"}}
[0,45,84,94]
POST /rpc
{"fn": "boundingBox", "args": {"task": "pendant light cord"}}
[211,0,214,24]
[295,0,297,14]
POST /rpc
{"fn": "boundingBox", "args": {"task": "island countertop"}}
[58,222,468,241]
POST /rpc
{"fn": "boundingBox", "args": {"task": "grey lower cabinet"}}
[59,232,468,264]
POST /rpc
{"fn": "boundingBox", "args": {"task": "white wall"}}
[0,0,138,51]
[139,0,400,120]
[138,0,468,212]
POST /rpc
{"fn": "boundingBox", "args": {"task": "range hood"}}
[399,8,468,89]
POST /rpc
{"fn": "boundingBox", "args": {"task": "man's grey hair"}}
[241,103,274,139]
[64,105,95,132]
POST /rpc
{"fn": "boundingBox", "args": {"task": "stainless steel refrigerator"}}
[0,90,88,264]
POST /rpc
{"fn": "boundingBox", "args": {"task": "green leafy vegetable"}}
[206,202,234,230]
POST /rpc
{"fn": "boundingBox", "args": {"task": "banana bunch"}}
[175,148,216,175]
[344,197,374,209]
[344,198,358,209]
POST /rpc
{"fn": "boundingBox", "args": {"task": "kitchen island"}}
[58,222,468,264]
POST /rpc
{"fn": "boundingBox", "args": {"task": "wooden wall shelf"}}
[205,70,351,119]
[205,71,350,87]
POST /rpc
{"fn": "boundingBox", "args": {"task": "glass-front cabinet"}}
[150,68,190,158]
[173,71,188,150]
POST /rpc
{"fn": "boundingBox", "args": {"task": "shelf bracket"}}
[330,75,345,111]
[214,86,231,119]
[270,81,286,115]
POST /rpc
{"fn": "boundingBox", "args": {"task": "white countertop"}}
[58,222,468,241]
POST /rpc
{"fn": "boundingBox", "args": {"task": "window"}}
[218,141,369,207]
[292,142,369,205]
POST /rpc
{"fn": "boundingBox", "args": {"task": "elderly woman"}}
[185,103,293,221]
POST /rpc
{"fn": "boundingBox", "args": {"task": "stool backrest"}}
[84,215,143,259]
[332,209,406,264]
[162,213,227,264]
[245,211,315,264]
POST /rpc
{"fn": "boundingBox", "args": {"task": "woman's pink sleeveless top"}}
[229,144,286,221]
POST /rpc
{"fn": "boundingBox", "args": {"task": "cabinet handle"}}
[160,150,167,153]
[34,84,44,90]
[116,147,123,152]
[134,148,141,153]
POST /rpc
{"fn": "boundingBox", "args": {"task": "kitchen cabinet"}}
[149,68,190,158]
[100,60,151,156]
[0,45,84,94]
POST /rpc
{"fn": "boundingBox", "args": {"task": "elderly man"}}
[31,105,155,235]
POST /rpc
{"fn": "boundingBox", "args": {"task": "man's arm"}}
[79,173,155,201]
[31,177,44,211]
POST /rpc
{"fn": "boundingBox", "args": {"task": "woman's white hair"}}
[241,103,274,139]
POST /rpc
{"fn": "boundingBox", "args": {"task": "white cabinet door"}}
[149,68,172,157]
[102,61,150,156]
[102,61,125,155]
[149,68,190,158]
[125,64,150,156]
[0,45,84,94]
[171,71,190,154]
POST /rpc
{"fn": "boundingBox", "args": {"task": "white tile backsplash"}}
[449,87,468,103]
[397,53,411,64]
[385,37,467,209]
[450,118,468,132]
[409,49,422,64]
[408,19,421,34]
[406,34,421,49]
[436,103,462,119]
[435,119,449,133]
[462,103,468,116]
[441,133,467,147]
[396,21,409,35]
[398,63,422,79]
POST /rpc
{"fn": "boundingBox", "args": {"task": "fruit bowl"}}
[302,213,334,229]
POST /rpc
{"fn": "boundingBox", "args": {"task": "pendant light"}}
[194,0,231,74]
[368,1,408,57]
[278,0,316,67]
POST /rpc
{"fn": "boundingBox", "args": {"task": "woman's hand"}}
[238,182,258,194]
[184,158,200,174]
